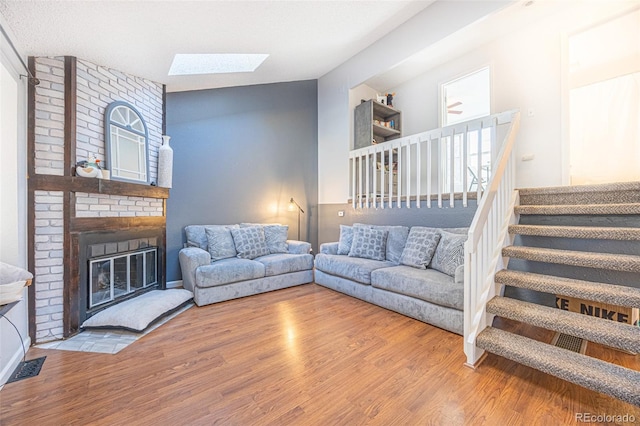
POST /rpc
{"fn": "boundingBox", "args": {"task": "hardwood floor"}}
[1,284,638,425]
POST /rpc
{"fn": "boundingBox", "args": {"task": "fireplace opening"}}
[77,229,165,328]
[89,247,157,308]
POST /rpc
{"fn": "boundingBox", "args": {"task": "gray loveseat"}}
[314,224,467,335]
[179,224,314,306]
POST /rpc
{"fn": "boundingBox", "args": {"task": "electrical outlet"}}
[338,210,345,217]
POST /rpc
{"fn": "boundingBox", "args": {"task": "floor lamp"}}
[288,197,304,241]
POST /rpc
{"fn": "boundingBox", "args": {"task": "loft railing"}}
[348,110,518,209]
[463,111,521,367]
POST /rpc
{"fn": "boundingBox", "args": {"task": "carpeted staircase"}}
[474,181,640,406]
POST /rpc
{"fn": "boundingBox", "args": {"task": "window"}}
[440,67,491,192]
[105,102,149,183]
[442,67,491,127]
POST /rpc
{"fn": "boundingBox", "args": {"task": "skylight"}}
[168,54,269,76]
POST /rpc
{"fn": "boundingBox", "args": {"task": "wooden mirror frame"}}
[105,101,150,184]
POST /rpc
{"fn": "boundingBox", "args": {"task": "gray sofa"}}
[179,224,314,306]
[314,224,467,335]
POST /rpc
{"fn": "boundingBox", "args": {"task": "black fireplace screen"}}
[89,248,157,308]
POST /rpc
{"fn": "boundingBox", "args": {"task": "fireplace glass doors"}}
[89,248,157,308]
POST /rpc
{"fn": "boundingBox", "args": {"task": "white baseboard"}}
[166,280,183,289]
[0,335,31,389]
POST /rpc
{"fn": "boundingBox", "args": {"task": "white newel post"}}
[158,135,173,188]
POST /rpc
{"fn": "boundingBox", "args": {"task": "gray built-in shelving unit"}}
[354,99,402,150]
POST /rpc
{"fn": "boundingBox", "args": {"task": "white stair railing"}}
[349,110,518,209]
[463,111,521,367]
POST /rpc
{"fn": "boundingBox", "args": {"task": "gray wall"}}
[318,199,478,246]
[166,80,318,281]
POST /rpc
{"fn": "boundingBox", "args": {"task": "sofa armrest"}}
[320,242,339,255]
[287,240,311,254]
[455,264,465,285]
[179,247,211,292]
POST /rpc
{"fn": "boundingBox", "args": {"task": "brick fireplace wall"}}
[74,58,163,174]
[30,56,166,342]
[34,57,65,176]
[34,57,163,181]
[33,190,64,340]
[75,193,164,218]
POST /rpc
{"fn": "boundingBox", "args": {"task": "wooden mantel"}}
[29,174,170,199]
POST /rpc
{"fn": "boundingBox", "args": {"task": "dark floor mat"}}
[6,357,46,383]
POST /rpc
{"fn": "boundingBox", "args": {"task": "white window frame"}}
[439,66,492,192]
[440,66,491,127]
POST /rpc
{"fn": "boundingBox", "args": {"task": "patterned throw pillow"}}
[205,227,237,261]
[430,230,468,276]
[399,227,441,269]
[185,224,239,250]
[337,225,354,255]
[230,226,270,260]
[264,225,289,253]
[354,223,409,263]
[348,226,388,261]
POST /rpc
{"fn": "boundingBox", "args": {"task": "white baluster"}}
[449,133,455,208]
[462,128,468,208]
[365,151,370,208]
[477,129,482,202]
[351,156,356,209]
[397,144,402,208]
[406,140,411,208]
[427,136,432,208]
[380,148,385,209]
[416,141,421,208]
[437,135,442,208]
[372,150,377,209]
[387,145,397,208]
[359,155,363,209]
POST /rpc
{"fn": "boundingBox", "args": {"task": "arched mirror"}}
[105,101,149,183]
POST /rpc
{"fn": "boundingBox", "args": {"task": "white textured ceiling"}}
[0,0,433,92]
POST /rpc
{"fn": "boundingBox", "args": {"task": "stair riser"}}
[510,226,640,241]
[513,235,640,256]
[519,214,640,228]
[519,182,640,196]
[516,205,640,215]
[519,190,640,206]
[505,258,640,288]
[503,286,556,308]
[496,271,640,308]
[502,249,640,272]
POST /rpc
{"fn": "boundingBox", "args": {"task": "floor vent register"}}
[552,332,587,354]
[7,357,46,383]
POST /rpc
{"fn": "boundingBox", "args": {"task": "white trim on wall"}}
[560,32,571,185]
[166,280,183,289]
[0,330,30,389]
